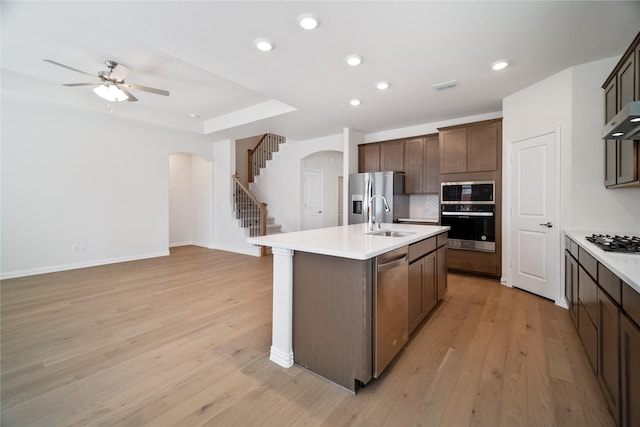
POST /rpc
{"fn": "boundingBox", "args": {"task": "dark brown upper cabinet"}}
[439,119,501,174]
[602,31,640,188]
[404,134,440,194]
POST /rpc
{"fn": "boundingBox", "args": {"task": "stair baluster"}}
[247,133,286,183]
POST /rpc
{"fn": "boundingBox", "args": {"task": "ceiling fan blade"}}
[63,83,98,87]
[109,64,131,82]
[116,85,138,102]
[43,59,97,78]
[123,83,169,96]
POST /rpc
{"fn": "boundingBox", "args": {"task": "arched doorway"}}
[168,153,212,248]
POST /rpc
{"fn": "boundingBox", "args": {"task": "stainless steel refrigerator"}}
[348,171,409,225]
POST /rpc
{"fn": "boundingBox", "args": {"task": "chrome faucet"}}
[368,194,391,231]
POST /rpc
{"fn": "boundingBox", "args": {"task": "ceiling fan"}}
[43,59,170,102]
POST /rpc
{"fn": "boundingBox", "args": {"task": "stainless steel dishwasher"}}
[374,245,409,377]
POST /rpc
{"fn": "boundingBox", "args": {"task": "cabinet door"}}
[437,245,447,300]
[618,54,635,111]
[423,135,440,193]
[617,139,638,185]
[565,250,578,327]
[380,140,404,171]
[621,315,640,427]
[467,121,498,172]
[404,137,425,194]
[439,128,467,173]
[605,139,618,187]
[422,252,437,315]
[636,42,640,101]
[605,78,618,122]
[359,144,380,172]
[579,266,598,325]
[408,260,424,334]
[597,290,620,425]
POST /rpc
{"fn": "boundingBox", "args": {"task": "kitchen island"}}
[248,223,449,392]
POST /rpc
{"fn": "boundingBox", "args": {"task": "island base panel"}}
[293,252,374,393]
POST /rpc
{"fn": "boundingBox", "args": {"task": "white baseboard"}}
[0,251,170,280]
[212,244,262,257]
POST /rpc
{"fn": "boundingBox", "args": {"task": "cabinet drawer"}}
[579,302,598,373]
[579,247,598,280]
[569,238,579,259]
[599,264,622,305]
[436,232,448,248]
[409,237,436,263]
[579,265,598,325]
[623,282,640,328]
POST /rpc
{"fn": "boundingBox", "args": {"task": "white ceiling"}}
[2,1,639,141]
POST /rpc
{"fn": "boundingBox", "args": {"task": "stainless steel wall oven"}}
[441,181,496,252]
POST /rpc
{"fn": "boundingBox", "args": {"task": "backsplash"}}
[409,194,440,221]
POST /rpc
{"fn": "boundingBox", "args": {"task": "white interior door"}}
[510,130,559,301]
[303,169,323,230]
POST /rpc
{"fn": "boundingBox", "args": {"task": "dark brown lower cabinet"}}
[565,250,579,327]
[437,245,447,299]
[621,314,640,427]
[579,302,598,373]
[408,251,436,334]
[598,290,620,424]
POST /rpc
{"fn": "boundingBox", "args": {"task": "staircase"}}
[232,133,286,255]
[248,133,286,183]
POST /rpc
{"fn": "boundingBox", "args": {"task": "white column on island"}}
[269,247,294,368]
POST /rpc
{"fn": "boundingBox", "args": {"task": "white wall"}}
[1,96,213,278]
[570,58,640,232]
[503,56,639,236]
[364,111,503,143]
[249,134,343,233]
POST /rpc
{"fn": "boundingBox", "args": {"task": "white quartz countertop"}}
[565,230,640,293]
[248,223,450,260]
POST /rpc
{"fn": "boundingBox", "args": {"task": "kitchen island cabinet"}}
[564,231,640,426]
[249,223,449,392]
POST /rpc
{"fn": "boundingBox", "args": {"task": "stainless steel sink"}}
[367,230,415,237]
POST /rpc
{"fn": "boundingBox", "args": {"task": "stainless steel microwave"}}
[441,181,495,204]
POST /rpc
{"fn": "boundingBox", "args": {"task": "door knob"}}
[539,221,553,228]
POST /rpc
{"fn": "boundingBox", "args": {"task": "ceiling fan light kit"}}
[93,84,129,102]
[44,58,169,105]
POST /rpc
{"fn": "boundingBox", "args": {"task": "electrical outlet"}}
[71,244,80,253]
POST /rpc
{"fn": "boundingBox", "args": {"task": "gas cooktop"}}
[586,234,640,254]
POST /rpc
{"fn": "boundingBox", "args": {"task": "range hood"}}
[602,101,640,139]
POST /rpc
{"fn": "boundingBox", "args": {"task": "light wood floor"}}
[1,246,614,426]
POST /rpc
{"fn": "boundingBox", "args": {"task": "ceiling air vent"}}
[431,80,458,91]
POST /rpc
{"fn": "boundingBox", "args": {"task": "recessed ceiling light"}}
[631,117,640,123]
[349,99,361,106]
[376,81,390,90]
[491,60,510,71]
[345,55,363,67]
[298,13,319,30]
[255,38,274,52]
[612,132,625,137]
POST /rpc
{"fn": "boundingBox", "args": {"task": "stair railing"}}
[232,175,268,255]
[247,133,286,183]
